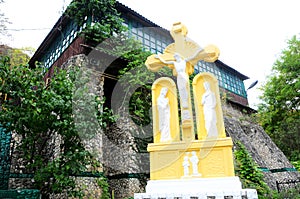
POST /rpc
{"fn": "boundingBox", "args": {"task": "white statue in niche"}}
[155,49,203,109]
[190,151,200,176]
[201,81,218,137]
[157,87,171,142]
[182,153,190,177]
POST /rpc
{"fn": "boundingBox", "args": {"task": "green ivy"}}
[234,141,299,198]
[96,177,111,199]
[234,141,271,198]
[271,185,300,199]
[66,0,125,45]
[292,160,300,172]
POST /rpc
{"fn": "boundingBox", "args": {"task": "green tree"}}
[257,35,300,161]
[0,0,124,196]
[0,45,34,66]
[0,56,112,198]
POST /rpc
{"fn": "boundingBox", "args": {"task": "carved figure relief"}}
[157,87,171,142]
[182,151,201,177]
[201,81,218,137]
[190,151,200,176]
[182,153,190,177]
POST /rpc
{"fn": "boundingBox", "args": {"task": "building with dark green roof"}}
[29,1,249,107]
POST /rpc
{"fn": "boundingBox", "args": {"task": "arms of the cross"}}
[145,22,220,76]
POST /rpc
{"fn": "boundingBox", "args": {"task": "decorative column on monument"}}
[134,22,258,199]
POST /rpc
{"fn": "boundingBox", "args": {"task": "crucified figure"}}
[155,48,203,109]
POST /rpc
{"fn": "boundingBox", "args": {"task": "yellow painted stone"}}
[148,138,235,180]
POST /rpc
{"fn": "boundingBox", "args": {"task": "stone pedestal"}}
[134,189,258,199]
[145,177,242,193]
[148,138,235,180]
[135,138,258,198]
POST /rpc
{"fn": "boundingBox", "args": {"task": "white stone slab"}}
[134,189,258,199]
[146,177,242,193]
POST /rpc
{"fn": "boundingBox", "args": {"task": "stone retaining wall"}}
[223,104,300,190]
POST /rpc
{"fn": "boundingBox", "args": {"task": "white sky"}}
[1,0,300,109]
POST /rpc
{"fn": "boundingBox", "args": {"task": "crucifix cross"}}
[146,22,219,140]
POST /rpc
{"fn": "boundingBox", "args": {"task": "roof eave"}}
[215,60,249,80]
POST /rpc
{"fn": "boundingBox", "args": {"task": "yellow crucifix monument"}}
[135,22,258,198]
[146,22,220,141]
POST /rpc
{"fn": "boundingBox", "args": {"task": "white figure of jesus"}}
[190,151,200,176]
[201,81,218,137]
[157,87,171,142]
[155,49,203,109]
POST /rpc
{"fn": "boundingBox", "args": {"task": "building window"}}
[126,18,172,54]
[195,61,247,98]
[41,19,81,69]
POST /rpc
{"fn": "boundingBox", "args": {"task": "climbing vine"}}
[67,0,173,134]
[118,41,174,153]
[96,177,111,199]
[66,0,125,45]
[234,141,271,198]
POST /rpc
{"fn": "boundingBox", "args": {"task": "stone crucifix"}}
[145,22,220,140]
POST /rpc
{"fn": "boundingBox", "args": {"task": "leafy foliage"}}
[96,177,111,199]
[119,46,153,126]
[66,0,125,44]
[0,45,33,66]
[292,160,300,172]
[91,29,174,152]
[0,56,115,197]
[116,39,174,153]
[118,41,173,124]
[1,0,129,197]
[234,141,271,198]
[257,35,300,161]
[271,185,300,199]
[66,0,171,142]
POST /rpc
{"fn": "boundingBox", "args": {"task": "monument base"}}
[148,138,235,180]
[134,189,258,199]
[134,177,258,199]
[146,177,242,193]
